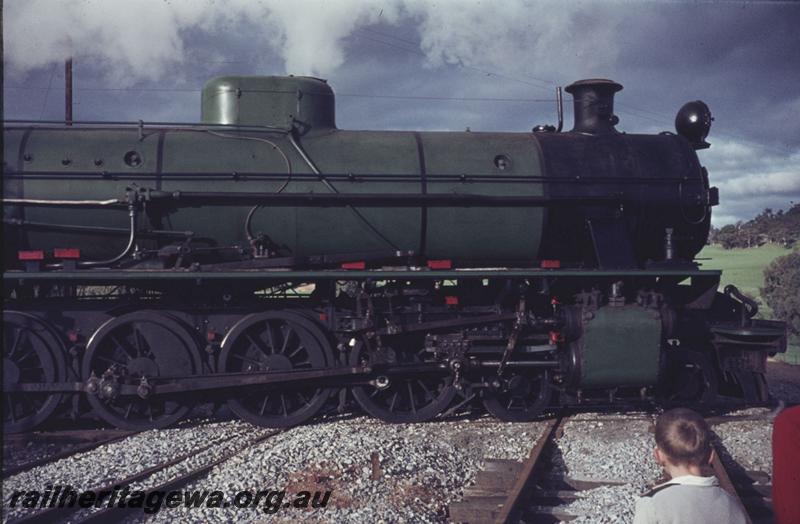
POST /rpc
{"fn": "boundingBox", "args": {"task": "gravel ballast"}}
[2,420,262,522]
[3,408,780,523]
[550,414,661,523]
[148,415,549,523]
[2,397,787,523]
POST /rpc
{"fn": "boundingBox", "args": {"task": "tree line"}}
[762,251,800,337]
[709,203,799,249]
[707,204,799,338]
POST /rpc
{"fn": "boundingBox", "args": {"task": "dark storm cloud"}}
[611,2,800,148]
[4,0,798,225]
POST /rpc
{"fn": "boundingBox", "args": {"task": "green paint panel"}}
[160,130,298,249]
[421,132,544,260]
[288,130,422,255]
[7,123,550,262]
[5,128,160,258]
[580,305,662,387]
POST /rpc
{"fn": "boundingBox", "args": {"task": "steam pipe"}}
[76,206,138,268]
[42,206,139,270]
[141,190,631,207]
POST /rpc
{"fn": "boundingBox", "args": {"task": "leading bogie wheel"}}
[482,371,552,422]
[661,349,718,405]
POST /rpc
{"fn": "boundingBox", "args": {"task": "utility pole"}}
[65,58,73,125]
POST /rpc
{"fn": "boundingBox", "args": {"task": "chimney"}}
[564,79,622,135]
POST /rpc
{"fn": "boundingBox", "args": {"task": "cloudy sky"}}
[4,0,799,226]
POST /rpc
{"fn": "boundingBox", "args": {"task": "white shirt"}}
[633,475,749,524]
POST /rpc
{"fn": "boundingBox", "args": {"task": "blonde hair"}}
[655,408,712,467]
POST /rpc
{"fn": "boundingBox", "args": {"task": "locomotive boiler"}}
[2,76,787,432]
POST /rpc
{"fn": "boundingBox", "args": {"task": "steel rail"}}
[3,431,137,479]
[494,414,567,523]
[710,442,755,524]
[72,430,282,524]
[8,430,277,524]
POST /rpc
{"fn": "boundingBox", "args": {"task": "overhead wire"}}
[354,26,797,154]
[356,27,555,91]
[4,85,555,104]
[5,24,796,155]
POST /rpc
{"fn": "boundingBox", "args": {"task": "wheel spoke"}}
[135,325,157,358]
[259,395,270,416]
[416,380,434,402]
[18,365,46,373]
[287,345,305,359]
[15,349,39,365]
[265,322,277,352]
[96,355,128,367]
[388,392,399,412]
[231,354,263,366]
[6,395,18,422]
[111,334,137,360]
[297,391,310,407]
[6,328,25,359]
[280,328,293,355]
[132,325,145,357]
[407,382,417,413]
[245,333,271,358]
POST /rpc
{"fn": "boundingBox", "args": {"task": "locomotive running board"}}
[3,268,722,282]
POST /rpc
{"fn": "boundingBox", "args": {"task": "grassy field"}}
[697,244,790,316]
[697,243,799,364]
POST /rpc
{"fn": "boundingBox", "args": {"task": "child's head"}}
[654,408,712,467]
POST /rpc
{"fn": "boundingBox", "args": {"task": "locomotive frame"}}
[2,77,788,433]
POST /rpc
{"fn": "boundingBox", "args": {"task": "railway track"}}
[5,428,283,524]
[448,410,776,523]
[3,429,138,478]
[448,414,622,523]
[710,437,774,524]
[3,419,222,478]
